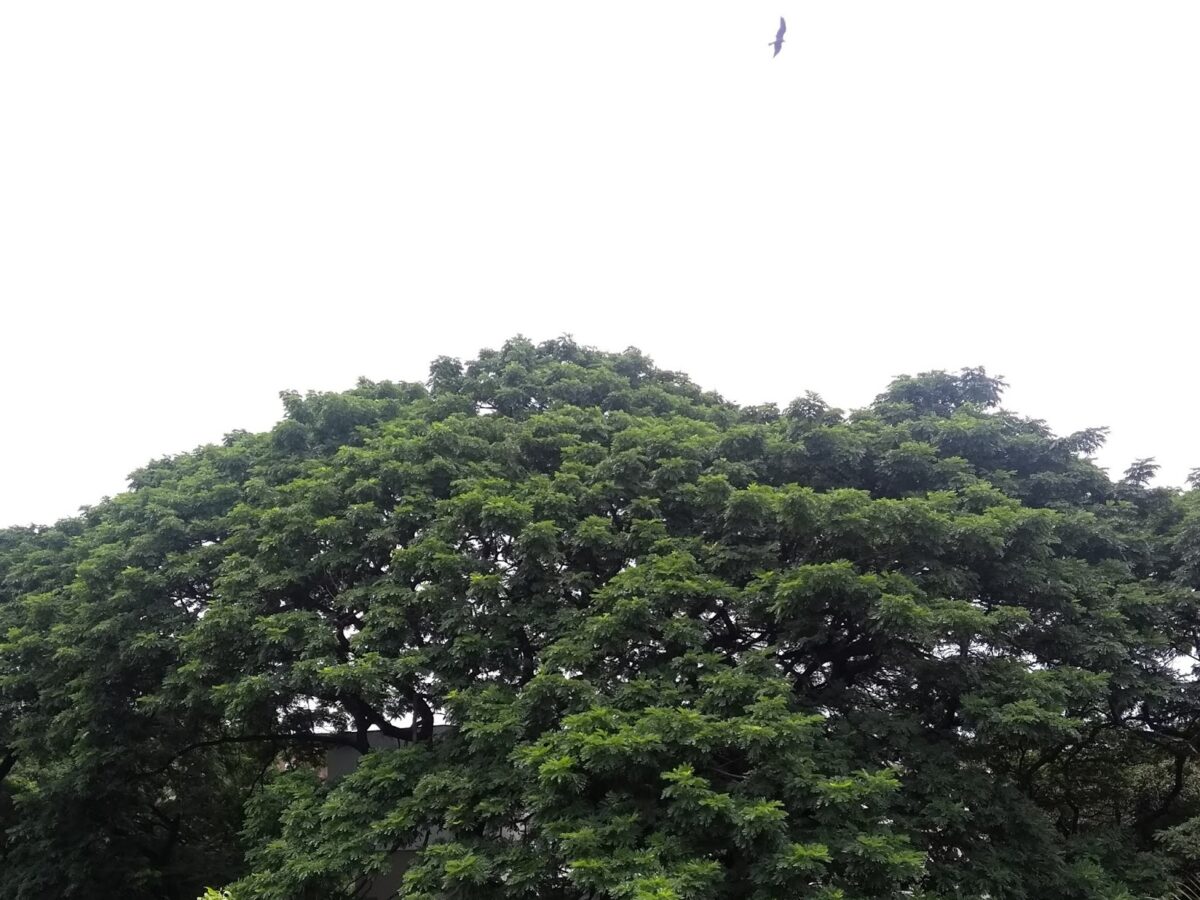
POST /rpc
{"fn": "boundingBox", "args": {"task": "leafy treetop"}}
[2,336,1198,900]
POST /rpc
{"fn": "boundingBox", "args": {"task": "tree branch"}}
[0,746,17,781]
[136,731,360,778]
[1137,749,1189,835]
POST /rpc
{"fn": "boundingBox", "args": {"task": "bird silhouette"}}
[769,17,786,57]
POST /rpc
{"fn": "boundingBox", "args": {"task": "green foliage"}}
[2,336,1199,899]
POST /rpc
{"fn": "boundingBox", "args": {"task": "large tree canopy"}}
[3,336,1200,900]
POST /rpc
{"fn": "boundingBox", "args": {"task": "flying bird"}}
[769,17,786,57]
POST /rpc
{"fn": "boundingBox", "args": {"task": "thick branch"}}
[342,693,408,746]
[515,628,538,685]
[404,689,436,742]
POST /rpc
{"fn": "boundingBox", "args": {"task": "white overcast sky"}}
[2,2,1198,527]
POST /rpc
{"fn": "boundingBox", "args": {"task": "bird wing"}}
[777,17,786,40]
[772,42,783,57]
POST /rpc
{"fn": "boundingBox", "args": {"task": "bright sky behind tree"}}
[2,1,1197,526]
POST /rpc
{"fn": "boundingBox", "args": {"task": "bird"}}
[769,17,786,57]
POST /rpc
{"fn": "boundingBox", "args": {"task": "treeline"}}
[3,336,1200,899]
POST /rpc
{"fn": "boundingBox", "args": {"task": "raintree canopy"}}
[3,337,1200,900]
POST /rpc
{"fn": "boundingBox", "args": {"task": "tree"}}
[0,451,265,899]
[2,336,1199,899]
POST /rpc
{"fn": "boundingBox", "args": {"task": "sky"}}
[2,2,1198,527]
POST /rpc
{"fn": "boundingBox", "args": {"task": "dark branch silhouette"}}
[0,747,16,781]
[135,731,362,778]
